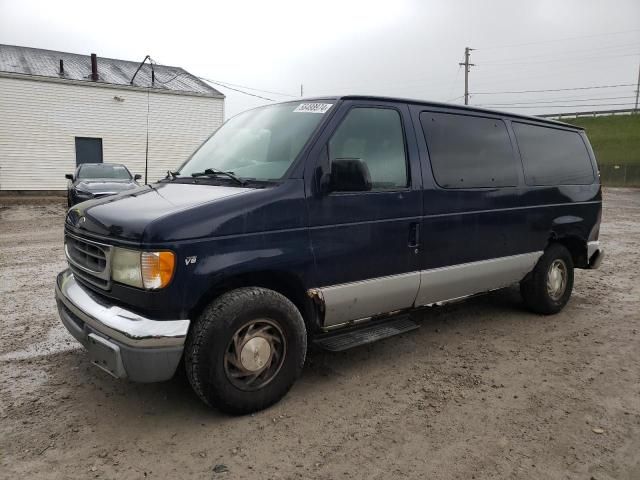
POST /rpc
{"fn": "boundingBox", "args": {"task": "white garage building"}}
[0,45,225,192]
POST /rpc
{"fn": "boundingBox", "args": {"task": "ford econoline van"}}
[56,96,603,414]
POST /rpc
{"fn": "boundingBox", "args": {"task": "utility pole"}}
[459,47,475,105]
[635,62,639,113]
[300,83,304,97]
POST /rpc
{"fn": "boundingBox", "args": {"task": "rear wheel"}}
[185,287,307,414]
[521,243,574,315]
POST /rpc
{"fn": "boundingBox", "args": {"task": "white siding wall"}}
[0,76,224,190]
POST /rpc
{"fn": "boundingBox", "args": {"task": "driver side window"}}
[328,107,408,190]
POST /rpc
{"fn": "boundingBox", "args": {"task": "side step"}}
[313,315,419,352]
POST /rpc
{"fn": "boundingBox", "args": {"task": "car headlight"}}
[75,190,93,198]
[112,247,175,289]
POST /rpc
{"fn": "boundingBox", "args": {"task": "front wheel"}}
[520,243,574,315]
[184,287,307,414]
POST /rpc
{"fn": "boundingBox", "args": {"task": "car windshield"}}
[78,164,131,180]
[178,101,334,181]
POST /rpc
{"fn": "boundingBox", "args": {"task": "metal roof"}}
[0,44,223,98]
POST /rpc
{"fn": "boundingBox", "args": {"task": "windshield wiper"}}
[190,168,246,186]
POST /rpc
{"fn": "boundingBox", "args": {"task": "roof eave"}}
[0,70,225,99]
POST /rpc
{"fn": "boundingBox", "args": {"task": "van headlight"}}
[112,248,175,289]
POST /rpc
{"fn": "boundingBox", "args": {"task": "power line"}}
[482,102,635,109]
[446,94,465,103]
[478,51,640,66]
[446,65,462,101]
[471,83,636,95]
[144,56,295,99]
[477,28,640,50]
[202,78,298,98]
[476,42,640,64]
[477,95,637,107]
[197,76,276,101]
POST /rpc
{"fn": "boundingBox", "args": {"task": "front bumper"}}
[587,241,605,269]
[55,269,190,382]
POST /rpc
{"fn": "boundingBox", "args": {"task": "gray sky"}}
[1,0,639,118]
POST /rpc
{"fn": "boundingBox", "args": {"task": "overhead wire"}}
[477,95,637,107]
[198,77,277,101]
[471,83,636,95]
[481,102,635,109]
[476,42,640,64]
[477,52,640,66]
[200,78,298,98]
[476,28,640,50]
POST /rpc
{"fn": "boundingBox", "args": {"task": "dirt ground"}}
[1,189,639,480]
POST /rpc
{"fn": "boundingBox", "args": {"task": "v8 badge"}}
[185,256,197,266]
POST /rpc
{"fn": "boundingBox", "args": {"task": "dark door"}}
[305,101,423,327]
[75,137,103,165]
[412,107,539,306]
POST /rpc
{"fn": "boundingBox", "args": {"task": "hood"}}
[76,179,138,194]
[66,182,254,242]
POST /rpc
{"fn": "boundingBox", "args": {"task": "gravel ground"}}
[1,189,639,480]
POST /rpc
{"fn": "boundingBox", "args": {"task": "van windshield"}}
[179,101,334,181]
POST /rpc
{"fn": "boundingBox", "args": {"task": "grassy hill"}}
[560,114,640,186]
[561,114,640,166]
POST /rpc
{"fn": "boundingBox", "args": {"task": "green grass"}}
[561,114,640,166]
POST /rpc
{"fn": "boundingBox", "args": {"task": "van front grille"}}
[65,234,112,290]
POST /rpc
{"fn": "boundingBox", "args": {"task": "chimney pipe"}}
[59,59,64,76]
[90,53,98,81]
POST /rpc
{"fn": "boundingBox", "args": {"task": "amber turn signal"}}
[141,251,175,289]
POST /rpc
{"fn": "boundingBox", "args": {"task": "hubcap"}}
[547,259,567,301]
[224,319,286,391]
[240,336,271,371]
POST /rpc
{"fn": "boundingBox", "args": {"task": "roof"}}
[289,95,583,130]
[0,44,223,98]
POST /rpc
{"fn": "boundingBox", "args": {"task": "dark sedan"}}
[65,163,141,207]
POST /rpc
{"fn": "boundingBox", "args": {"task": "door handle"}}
[408,222,420,248]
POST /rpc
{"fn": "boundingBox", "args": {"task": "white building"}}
[0,45,225,191]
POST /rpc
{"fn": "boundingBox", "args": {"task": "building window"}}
[75,137,103,165]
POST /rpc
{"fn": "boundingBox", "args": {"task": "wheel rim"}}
[546,259,568,301]
[224,319,286,391]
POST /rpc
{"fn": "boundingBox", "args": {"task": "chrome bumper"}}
[587,241,604,269]
[55,269,190,382]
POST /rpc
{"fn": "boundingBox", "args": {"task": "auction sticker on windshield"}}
[293,103,333,114]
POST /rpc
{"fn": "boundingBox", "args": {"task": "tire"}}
[520,243,574,315]
[184,287,307,414]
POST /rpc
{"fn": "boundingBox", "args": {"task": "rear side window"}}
[512,122,595,186]
[420,112,518,188]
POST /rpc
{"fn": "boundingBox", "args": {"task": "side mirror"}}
[134,174,142,181]
[330,158,372,192]
[65,173,74,180]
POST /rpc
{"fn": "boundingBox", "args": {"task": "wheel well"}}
[190,270,320,333]
[548,235,588,268]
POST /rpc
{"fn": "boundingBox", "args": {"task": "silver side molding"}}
[314,251,542,327]
[318,271,421,327]
[414,252,542,307]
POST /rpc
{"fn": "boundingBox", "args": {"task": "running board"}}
[313,315,419,352]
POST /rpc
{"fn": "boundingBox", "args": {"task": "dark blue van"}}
[56,96,603,414]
